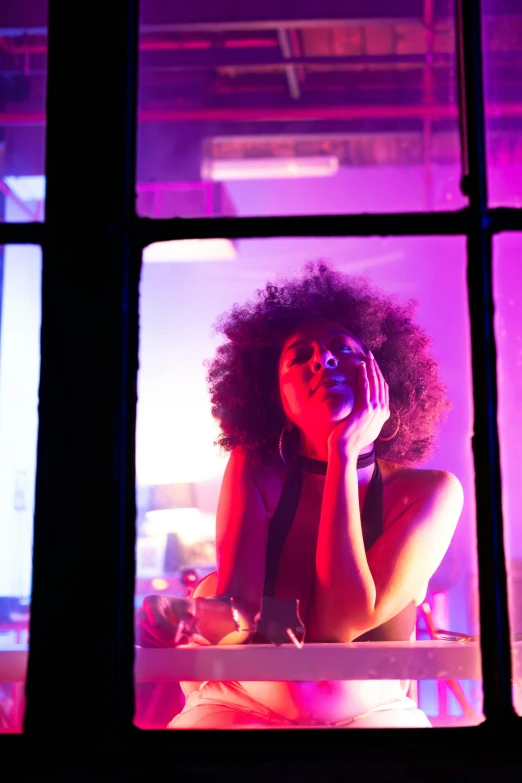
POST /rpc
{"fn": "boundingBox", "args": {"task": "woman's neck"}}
[297,430,375,480]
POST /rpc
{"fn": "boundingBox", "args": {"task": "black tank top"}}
[262,455,415,642]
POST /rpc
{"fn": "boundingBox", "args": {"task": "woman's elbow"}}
[307,608,371,643]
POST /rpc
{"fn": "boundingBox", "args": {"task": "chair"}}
[418,600,479,722]
[190,570,217,599]
[0,618,29,733]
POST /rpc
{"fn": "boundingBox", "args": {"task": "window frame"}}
[1,0,521,771]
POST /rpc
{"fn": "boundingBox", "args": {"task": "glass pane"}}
[0,4,47,222]
[136,3,467,220]
[134,235,483,729]
[0,243,41,733]
[482,1,522,207]
[493,232,522,715]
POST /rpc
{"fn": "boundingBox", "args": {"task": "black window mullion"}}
[456,0,515,722]
[23,0,140,743]
[2,205,520,251]
[0,222,45,245]
[138,210,472,245]
[1,0,519,765]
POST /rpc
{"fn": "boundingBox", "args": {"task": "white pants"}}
[168,681,432,729]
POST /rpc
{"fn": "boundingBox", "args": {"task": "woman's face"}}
[278,318,367,433]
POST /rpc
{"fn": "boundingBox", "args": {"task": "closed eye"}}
[289,350,311,365]
[289,343,354,364]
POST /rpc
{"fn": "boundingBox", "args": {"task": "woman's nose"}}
[311,348,338,372]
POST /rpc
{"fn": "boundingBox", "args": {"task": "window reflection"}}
[137,2,465,216]
[134,236,483,728]
[0,3,47,224]
[482,2,522,207]
[0,244,41,732]
[493,232,522,715]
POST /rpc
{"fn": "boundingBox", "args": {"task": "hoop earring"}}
[378,413,401,442]
[278,426,294,465]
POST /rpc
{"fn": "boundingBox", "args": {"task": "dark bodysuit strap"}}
[263,458,303,598]
[263,457,381,597]
[262,455,416,641]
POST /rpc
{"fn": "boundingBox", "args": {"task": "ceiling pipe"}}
[6,37,280,55]
[1,101,521,126]
[277,29,301,100]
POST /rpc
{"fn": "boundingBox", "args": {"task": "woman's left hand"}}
[327,351,390,459]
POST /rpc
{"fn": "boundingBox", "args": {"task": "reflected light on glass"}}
[201,155,340,181]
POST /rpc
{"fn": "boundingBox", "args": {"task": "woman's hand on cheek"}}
[327,351,390,459]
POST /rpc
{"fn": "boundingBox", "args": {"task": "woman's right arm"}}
[193,446,271,644]
[136,447,271,646]
[214,446,271,615]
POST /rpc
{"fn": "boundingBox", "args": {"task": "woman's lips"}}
[311,377,346,394]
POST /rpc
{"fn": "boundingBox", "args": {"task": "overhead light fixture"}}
[201,155,339,181]
[3,175,46,201]
[143,238,237,263]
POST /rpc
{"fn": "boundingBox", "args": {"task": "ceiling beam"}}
[138,52,453,71]
[1,0,520,38]
[2,101,522,126]
[140,0,446,29]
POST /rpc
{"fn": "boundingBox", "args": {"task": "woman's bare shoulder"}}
[379,459,463,526]
[381,458,462,490]
[228,446,289,516]
[229,445,286,478]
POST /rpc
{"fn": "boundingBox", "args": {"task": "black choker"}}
[300,446,376,476]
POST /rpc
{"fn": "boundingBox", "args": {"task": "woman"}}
[136,262,463,728]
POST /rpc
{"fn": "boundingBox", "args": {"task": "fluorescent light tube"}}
[201,155,339,181]
[143,238,237,263]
